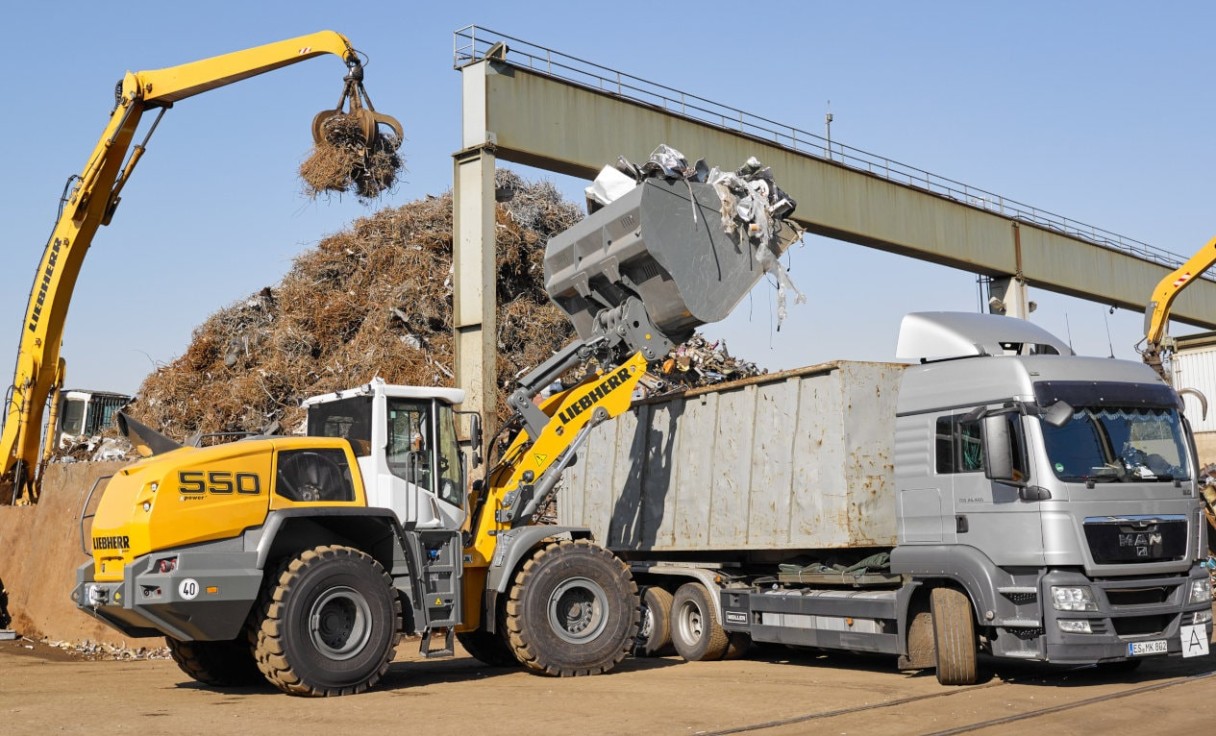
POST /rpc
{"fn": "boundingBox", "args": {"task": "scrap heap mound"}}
[126,170,766,440]
[130,171,576,437]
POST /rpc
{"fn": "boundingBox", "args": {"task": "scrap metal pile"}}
[129,171,578,437]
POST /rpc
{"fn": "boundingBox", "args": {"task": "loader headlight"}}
[1051,586,1098,611]
[1188,579,1212,605]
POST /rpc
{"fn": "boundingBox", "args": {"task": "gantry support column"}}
[453,62,498,440]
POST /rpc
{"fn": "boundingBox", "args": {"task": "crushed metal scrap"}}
[590,144,806,327]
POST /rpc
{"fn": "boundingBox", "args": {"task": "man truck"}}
[560,311,1214,684]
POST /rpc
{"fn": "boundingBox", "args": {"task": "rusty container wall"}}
[560,361,906,553]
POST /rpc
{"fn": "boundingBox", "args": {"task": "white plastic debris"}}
[585,165,638,209]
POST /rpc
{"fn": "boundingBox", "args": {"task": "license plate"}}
[1127,639,1168,656]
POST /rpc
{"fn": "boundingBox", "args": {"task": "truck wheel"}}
[931,587,978,685]
[254,545,401,696]
[671,582,729,661]
[456,627,519,667]
[504,539,638,676]
[167,637,263,686]
[635,585,674,657]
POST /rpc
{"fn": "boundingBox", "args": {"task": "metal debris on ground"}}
[33,637,170,661]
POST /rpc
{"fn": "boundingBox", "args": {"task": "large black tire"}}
[671,582,729,661]
[931,587,978,685]
[457,627,520,667]
[635,585,674,657]
[167,637,263,687]
[254,545,401,696]
[504,539,638,676]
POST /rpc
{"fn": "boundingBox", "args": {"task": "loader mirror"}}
[470,414,483,468]
[457,410,483,468]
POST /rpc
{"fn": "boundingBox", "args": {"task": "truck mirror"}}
[982,414,1016,483]
[1041,400,1074,428]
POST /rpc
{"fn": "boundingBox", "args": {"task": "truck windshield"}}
[1040,406,1190,483]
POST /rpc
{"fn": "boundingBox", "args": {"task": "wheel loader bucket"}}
[545,177,795,345]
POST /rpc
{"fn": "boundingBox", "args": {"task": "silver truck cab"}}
[891,312,1212,663]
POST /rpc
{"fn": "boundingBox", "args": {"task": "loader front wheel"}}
[167,637,262,687]
[505,539,638,676]
[254,545,401,696]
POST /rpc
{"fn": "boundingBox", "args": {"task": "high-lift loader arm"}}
[0,31,396,504]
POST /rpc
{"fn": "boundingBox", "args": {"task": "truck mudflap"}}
[73,546,263,641]
[1039,567,1213,664]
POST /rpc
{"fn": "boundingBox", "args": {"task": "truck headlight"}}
[1051,586,1098,611]
[1057,619,1092,634]
[1194,610,1213,625]
[1188,579,1212,605]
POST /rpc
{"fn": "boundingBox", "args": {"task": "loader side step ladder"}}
[419,627,454,658]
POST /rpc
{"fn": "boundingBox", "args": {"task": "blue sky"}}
[2,1,1214,396]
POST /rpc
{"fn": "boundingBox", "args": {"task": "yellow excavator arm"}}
[0,31,376,504]
[1142,235,1216,381]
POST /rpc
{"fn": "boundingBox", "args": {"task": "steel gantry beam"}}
[453,56,1216,428]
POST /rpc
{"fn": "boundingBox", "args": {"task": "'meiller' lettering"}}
[558,367,631,425]
[28,239,63,332]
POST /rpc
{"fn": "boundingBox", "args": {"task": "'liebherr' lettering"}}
[28,239,63,333]
[557,367,632,425]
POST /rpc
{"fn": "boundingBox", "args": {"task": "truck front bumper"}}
[73,546,263,641]
[1038,566,1212,664]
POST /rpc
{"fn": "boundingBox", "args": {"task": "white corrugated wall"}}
[1174,345,1216,433]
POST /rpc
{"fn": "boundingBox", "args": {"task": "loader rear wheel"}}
[635,585,674,657]
[671,582,730,661]
[254,545,401,696]
[504,539,638,676]
[167,637,263,687]
[931,587,978,685]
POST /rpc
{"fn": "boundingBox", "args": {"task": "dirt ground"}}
[3,637,1216,736]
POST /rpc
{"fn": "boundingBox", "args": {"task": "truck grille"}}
[1110,614,1171,637]
[1105,586,1171,606]
[1083,516,1187,563]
